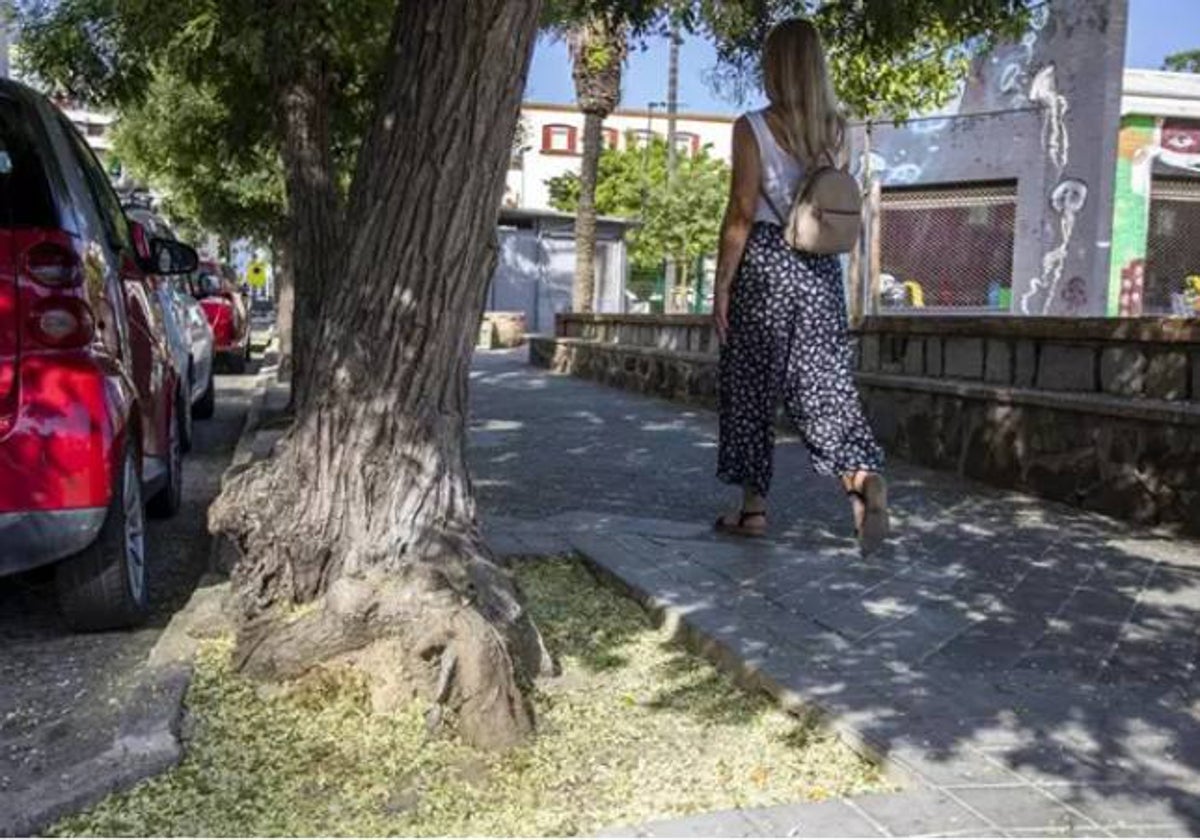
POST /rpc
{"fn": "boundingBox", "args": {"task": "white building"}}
[507,102,735,211]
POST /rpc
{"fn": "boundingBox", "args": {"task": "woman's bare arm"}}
[713,117,762,342]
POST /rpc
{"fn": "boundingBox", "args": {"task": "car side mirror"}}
[149,238,199,276]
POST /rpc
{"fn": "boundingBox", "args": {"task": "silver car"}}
[123,207,216,447]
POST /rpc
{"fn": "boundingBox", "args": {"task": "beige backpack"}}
[761,151,863,255]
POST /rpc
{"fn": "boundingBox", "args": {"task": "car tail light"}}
[25,242,83,288]
[28,298,94,348]
[129,220,151,262]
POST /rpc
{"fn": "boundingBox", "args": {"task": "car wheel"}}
[56,443,149,631]
[178,382,194,454]
[193,370,216,420]
[148,404,183,519]
[228,351,246,375]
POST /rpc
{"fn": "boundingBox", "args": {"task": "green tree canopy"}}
[16,0,391,241]
[111,69,284,241]
[1165,49,1200,74]
[16,0,1030,241]
[548,136,729,275]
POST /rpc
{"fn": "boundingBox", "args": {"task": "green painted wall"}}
[1107,115,1158,316]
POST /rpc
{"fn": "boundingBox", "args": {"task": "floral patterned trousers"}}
[717,223,884,496]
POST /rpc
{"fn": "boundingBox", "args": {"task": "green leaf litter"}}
[53,556,885,836]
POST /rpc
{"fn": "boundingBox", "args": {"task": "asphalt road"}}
[0,367,260,797]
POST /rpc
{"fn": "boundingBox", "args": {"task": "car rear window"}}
[0,97,57,228]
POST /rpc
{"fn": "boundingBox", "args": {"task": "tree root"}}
[209,441,550,751]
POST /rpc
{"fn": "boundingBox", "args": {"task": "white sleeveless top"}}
[745,109,805,225]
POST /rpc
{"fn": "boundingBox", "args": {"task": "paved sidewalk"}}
[470,350,1200,837]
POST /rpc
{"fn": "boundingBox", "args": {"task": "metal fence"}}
[1146,178,1200,317]
[875,183,1018,313]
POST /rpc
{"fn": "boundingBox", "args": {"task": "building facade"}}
[863,0,1130,318]
[507,103,735,211]
[1109,70,1200,316]
[865,0,1200,319]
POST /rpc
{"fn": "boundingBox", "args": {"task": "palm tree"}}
[567,15,627,312]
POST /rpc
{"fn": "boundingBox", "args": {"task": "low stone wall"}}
[532,313,1200,534]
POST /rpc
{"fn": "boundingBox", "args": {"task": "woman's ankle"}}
[742,488,767,513]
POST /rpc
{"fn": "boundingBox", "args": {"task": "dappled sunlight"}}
[470,353,1200,834]
[471,419,524,432]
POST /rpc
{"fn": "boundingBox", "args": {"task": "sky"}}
[525,0,1200,116]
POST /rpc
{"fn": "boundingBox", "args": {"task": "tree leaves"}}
[1164,49,1200,74]
[548,136,730,273]
[15,0,389,240]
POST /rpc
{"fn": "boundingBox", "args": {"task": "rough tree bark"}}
[272,233,295,385]
[567,17,625,313]
[573,112,603,312]
[267,1,343,409]
[210,0,551,751]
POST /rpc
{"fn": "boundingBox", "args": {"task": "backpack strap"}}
[758,183,788,227]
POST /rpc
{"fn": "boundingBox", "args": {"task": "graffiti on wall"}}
[861,3,1122,316]
[1020,58,1089,316]
[1024,176,1089,314]
[861,2,1052,187]
[1030,65,1070,171]
[1107,116,1200,315]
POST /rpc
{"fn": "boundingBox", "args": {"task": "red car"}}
[193,261,251,373]
[0,80,197,630]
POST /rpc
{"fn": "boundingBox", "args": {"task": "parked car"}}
[193,260,251,373]
[0,79,197,630]
[248,296,276,350]
[123,206,216,437]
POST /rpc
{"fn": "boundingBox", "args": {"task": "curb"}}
[0,662,192,837]
[571,550,918,791]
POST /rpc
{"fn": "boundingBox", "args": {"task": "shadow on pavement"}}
[468,349,1200,834]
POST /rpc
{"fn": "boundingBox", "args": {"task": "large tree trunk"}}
[276,67,341,409]
[211,0,550,751]
[272,233,295,384]
[572,111,603,312]
[266,0,343,409]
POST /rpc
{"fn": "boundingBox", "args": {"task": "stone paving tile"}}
[740,798,886,837]
[886,743,1029,788]
[948,784,1104,834]
[854,607,981,665]
[470,354,1200,840]
[629,808,767,837]
[1041,786,1200,834]
[852,787,995,836]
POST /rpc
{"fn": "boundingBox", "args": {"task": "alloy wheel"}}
[123,451,146,603]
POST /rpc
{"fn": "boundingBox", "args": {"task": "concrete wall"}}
[490,226,628,333]
[860,0,1129,316]
[533,312,1200,534]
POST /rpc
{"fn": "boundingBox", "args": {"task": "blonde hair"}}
[762,19,845,164]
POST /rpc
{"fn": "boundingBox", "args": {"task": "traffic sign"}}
[246,260,268,289]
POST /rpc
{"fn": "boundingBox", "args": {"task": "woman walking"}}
[712,18,889,554]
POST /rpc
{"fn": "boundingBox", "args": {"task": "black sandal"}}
[847,474,889,556]
[714,509,768,538]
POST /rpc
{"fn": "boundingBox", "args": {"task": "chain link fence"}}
[875,183,1018,312]
[1146,178,1200,317]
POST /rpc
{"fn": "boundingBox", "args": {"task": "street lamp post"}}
[640,101,666,222]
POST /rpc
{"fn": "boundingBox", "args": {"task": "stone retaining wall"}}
[532,314,1200,534]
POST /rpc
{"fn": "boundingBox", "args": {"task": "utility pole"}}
[665,19,681,183]
[640,101,665,222]
[664,19,682,311]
